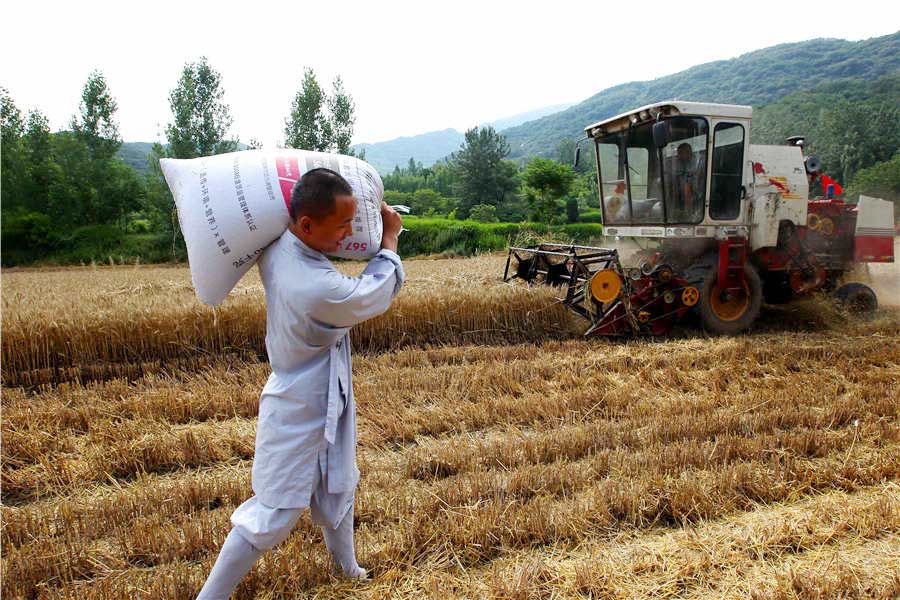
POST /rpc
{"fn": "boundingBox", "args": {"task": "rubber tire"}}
[834,282,877,314]
[698,262,763,335]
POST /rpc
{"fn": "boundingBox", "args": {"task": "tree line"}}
[2,59,896,266]
[381,128,598,224]
[1,59,360,265]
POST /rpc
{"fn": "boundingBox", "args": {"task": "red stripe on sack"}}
[279,180,294,209]
[276,156,301,210]
[854,236,894,263]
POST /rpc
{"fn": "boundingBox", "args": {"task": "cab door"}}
[707,120,749,224]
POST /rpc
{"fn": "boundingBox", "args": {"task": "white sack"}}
[160,149,385,306]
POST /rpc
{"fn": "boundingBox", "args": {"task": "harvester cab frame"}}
[586,101,752,236]
[505,100,895,337]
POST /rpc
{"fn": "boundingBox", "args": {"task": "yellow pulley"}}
[681,286,700,307]
[590,269,622,304]
[807,212,822,231]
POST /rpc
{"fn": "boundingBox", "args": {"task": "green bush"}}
[397,217,602,257]
[469,204,499,223]
[580,208,602,222]
[1,211,61,266]
[2,223,186,266]
[3,216,600,266]
[128,219,152,234]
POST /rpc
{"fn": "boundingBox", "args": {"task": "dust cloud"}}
[845,238,900,307]
[601,236,898,306]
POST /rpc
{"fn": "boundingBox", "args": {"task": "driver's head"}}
[288,168,357,254]
[676,143,692,162]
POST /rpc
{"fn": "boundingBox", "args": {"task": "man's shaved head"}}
[289,168,354,222]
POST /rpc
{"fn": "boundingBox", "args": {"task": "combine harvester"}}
[504,101,895,336]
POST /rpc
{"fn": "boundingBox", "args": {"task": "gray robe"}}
[251,228,404,518]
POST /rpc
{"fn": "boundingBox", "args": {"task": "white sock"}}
[196,528,264,599]
[321,506,366,579]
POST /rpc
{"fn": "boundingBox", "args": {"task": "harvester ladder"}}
[718,237,747,292]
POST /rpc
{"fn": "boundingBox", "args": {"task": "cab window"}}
[709,122,745,220]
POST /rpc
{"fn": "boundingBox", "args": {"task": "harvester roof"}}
[584,101,753,138]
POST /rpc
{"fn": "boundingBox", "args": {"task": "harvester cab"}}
[504,100,895,336]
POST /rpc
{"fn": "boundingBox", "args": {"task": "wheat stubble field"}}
[2,251,899,599]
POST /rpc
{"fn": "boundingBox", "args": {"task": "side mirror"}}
[652,121,668,148]
[574,146,581,168]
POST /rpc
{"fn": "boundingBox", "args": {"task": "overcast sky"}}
[2,1,896,147]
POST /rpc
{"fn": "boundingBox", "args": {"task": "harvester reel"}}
[546,261,572,286]
[513,253,539,282]
[505,244,711,337]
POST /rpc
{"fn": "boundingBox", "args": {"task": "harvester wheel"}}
[698,263,763,335]
[834,282,877,314]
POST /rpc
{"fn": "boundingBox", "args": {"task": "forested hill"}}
[503,32,900,159]
[352,103,574,173]
[352,129,464,174]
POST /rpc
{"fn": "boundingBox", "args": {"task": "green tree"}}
[48,131,96,222]
[146,57,236,241]
[284,69,356,154]
[450,126,518,219]
[522,157,575,223]
[285,68,331,151]
[469,203,499,223]
[819,99,900,185]
[412,188,456,218]
[143,142,177,234]
[556,138,575,166]
[429,161,456,197]
[328,76,355,154]
[67,72,142,228]
[22,109,58,214]
[165,57,238,159]
[71,70,121,160]
[1,87,26,213]
[846,152,900,218]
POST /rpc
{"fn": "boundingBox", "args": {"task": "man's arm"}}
[308,250,404,328]
[308,203,405,329]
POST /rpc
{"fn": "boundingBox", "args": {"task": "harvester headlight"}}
[590,269,623,304]
[819,217,835,236]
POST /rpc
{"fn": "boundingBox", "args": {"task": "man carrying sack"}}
[196,168,405,598]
